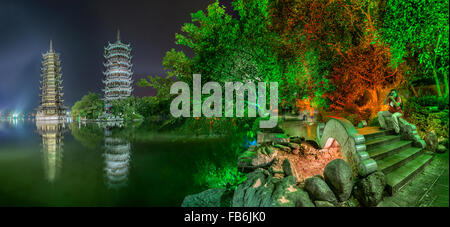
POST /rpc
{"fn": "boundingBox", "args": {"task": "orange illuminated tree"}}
[325,1,405,120]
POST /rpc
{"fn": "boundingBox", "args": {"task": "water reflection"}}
[35,120,67,183]
[100,122,131,189]
[1,119,235,206]
[279,121,318,142]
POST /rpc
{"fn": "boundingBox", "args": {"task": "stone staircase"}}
[357,126,434,195]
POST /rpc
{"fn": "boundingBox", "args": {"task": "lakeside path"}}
[378,151,449,207]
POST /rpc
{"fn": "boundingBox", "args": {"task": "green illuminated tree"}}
[71,92,104,119]
[382,0,449,97]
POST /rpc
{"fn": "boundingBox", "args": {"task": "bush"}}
[71,92,104,119]
[404,96,449,140]
[194,161,247,191]
[408,95,449,110]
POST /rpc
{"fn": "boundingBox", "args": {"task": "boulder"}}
[354,171,386,207]
[281,142,301,150]
[323,159,354,202]
[425,131,438,152]
[314,201,335,207]
[273,144,291,153]
[282,159,293,176]
[304,176,338,204]
[269,158,284,175]
[282,158,299,181]
[237,146,278,172]
[182,188,226,207]
[337,197,359,207]
[273,134,290,144]
[232,169,277,207]
[290,136,305,144]
[271,176,314,207]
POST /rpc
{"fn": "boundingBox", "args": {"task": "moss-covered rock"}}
[323,159,354,202]
[304,176,338,205]
[182,188,226,207]
[353,171,386,207]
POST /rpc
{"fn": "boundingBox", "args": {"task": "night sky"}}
[0,0,231,113]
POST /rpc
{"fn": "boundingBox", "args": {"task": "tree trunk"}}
[433,34,443,97]
[433,68,442,97]
[444,71,449,97]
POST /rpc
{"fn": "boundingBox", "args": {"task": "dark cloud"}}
[0,0,224,113]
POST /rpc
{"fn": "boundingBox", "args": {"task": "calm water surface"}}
[0,119,234,206]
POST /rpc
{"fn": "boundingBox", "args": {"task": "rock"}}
[264,146,275,155]
[296,194,315,207]
[398,118,426,148]
[257,132,286,144]
[232,169,316,207]
[273,144,291,153]
[281,142,301,150]
[338,198,358,207]
[323,159,354,202]
[425,131,439,152]
[290,136,305,144]
[354,171,386,207]
[232,169,277,207]
[269,158,284,175]
[271,176,314,207]
[282,159,299,181]
[314,200,335,207]
[182,188,226,207]
[304,176,338,204]
[314,174,324,180]
[237,146,278,172]
[436,145,447,154]
[273,134,290,144]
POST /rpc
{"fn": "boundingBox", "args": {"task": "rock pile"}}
[182,138,388,207]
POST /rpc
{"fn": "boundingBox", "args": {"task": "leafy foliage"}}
[71,92,104,119]
[69,123,103,149]
[109,96,144,122]
[404,96,449,141]
[382,0,449,94]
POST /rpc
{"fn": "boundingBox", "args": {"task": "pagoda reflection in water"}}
[100,121,131,189]
[36,120,66,183]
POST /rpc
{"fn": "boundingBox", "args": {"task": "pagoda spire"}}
[49,40,53,52]
[117,29,121,42]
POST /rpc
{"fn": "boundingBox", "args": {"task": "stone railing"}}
[319,117,377,177]
[384,116,426,148]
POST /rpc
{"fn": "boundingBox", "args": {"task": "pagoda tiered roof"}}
[105,42,131,51]
[37,40,66,117]
[104,61,132,68]
[104,52,132,59]
[102,30,134,109]
[103,70,133,76]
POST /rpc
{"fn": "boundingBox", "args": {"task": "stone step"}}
[385,153,434,195]
[358,127,394,140]
[377,147,423,174]
[365,135,402,150]
[367,140,413,160]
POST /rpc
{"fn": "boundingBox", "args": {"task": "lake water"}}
[0,119,235,206]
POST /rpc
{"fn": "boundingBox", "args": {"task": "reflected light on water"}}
[102,122,131,190]
[36,121,67,183]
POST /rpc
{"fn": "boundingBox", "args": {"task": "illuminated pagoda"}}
[102,30,133,113]
[36,40,66,121]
